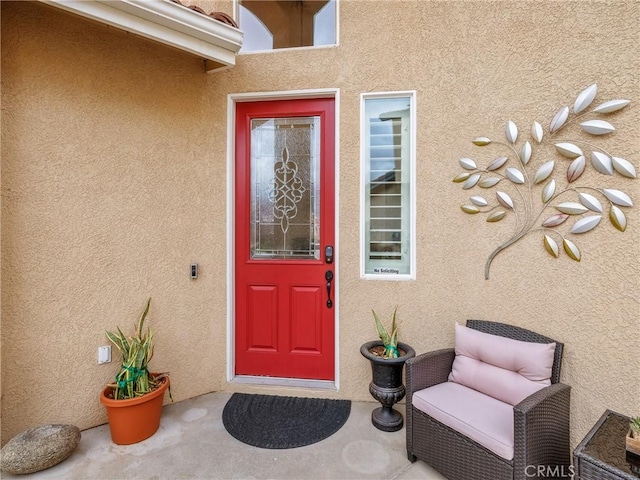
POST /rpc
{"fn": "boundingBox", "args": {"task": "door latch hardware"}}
[325,270,334,308]
[324,245,334,264]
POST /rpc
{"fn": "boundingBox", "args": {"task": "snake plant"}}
[372,306,400,359]
[105,298,169,400]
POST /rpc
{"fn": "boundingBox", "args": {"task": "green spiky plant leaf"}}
[631,417,640,438]
[372,306,400,358]
[105,298,171,401]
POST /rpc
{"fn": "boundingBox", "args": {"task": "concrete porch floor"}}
[2,392,446,480]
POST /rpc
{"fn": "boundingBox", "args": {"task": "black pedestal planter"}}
[360,340,415,432]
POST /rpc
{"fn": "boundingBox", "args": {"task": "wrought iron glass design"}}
[250,117,321,260]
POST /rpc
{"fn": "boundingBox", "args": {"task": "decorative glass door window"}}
[250,117,321,260]
[361,92,416,278]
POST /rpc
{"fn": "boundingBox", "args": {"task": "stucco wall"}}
[2,0,639,452]
[1,1,230,443]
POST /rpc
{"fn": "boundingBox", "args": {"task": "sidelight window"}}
[361,92,416,279]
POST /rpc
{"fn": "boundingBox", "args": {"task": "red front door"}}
[234,98,335,380]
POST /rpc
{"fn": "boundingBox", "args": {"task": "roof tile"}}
[170,0,238,28]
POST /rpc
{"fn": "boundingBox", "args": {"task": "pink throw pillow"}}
[448,322,556,405]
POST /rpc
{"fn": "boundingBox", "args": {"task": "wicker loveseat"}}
[405,320,571,480]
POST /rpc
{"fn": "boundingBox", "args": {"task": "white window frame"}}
[234,0,339,54]
[360,91,416,280]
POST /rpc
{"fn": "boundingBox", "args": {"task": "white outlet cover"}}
[98,346,111,364]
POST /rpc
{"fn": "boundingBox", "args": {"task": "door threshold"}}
[231,375,337,390]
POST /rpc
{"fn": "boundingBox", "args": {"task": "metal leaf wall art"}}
[454,84,636,279]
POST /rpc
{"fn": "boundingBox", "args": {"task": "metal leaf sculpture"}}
[454,84,636,279]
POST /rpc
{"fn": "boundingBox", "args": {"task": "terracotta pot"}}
[100,376,169,445]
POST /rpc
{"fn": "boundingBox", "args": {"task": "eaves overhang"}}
[38,0,244,73]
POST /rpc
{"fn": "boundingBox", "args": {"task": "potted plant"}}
[360,306,415,432]
[627,416,640,457]
[99,298,171,445]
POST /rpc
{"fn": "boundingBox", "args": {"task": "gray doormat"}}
[222,393,351,449]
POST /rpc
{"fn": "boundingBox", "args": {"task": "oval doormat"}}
[222,393,351,449]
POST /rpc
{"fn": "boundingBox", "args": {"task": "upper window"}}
[361,92,416,280]
[238,0,337,52]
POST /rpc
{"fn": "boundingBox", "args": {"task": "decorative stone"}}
[0,424,80,475]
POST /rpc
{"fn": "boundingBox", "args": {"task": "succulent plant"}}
[630,417,640,438]
[372,306,400,359]
[105,298,170,400]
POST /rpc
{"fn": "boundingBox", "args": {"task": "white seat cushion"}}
[412,382,515,460]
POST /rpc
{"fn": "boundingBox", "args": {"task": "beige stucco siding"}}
[2,0,639,452]
[1,1,230,441]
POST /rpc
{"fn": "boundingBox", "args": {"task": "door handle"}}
[325,270,334,308]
